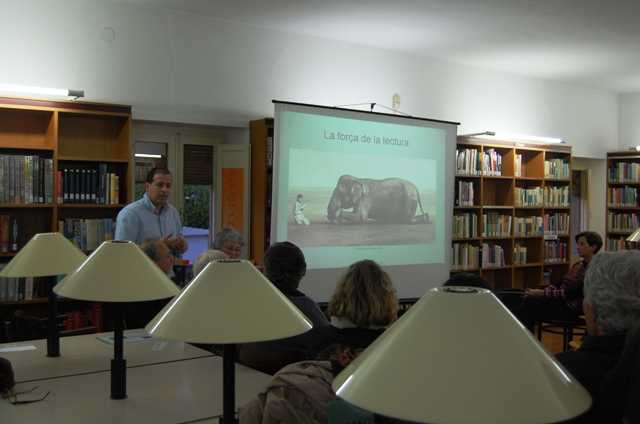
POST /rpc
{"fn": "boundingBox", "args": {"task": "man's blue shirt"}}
[115,193,183,259]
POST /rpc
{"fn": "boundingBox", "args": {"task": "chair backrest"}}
[601,324,640,424]
[13,310,47,341]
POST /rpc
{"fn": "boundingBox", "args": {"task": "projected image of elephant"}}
[327,175,432,225]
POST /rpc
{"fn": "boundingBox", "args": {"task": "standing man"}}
[116,168,188,271]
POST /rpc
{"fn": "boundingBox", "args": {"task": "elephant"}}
[327,174,431,224]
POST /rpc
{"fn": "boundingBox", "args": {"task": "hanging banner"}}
[221,168,244,233]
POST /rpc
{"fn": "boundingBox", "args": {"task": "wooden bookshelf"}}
[0,96,132,341]
[249,118,274,266]
[604,151,640,251]
[453,136,572,291]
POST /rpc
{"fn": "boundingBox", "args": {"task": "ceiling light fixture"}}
[463,131,563,145]
[0,83,84,100]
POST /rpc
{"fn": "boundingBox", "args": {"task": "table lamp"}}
[53,240,180,399]
[0,232,87,357]
[626,227,640,249]
[332,287,592,424]
[146,259,312,424]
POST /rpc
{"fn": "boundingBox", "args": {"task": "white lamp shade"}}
[146,259,313,344]
[54,240,180,301]
[627,227,640,243]
[0,232,87,277]
[332,287,591,424]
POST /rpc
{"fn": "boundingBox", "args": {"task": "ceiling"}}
[116,0,640,94]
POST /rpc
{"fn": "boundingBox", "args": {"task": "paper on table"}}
[97,331,159,345]
[0,343,37,352]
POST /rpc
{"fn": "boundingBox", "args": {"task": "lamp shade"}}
[0,232,87,277]
[54,240,179,301]
[626,227,640,244]
[332,287,591,424]
[146,259,312,344]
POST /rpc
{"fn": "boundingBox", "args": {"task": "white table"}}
[1,356,272,423]
[0,330,212,382]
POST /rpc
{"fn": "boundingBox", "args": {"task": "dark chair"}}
[601,324,640,424]
[537,317,587,352]
[13,310,97,341]
[237,345,305,375]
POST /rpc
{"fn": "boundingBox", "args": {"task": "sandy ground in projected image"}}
[286,188,437,247]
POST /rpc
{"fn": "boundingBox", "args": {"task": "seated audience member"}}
[306,259,399,360]
[213,227,245,259]
[123,238,175,329]
[555,250,640,423]
[442,272,491,291]
[514,231,602,332]
[193,249,230,276]
[238,242,329,374]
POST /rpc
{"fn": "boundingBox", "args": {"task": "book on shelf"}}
[9,215,18,252]
[0,215,9,253]
[56,171,64,205]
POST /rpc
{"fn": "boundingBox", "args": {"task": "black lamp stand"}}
[111,302,127,399]
[47,276,60,357]
[220,343,239,424]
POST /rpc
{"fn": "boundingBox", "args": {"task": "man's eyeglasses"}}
[3,386,50,405]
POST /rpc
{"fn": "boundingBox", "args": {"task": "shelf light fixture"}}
[0,83,84,100]
[463,131,563,145]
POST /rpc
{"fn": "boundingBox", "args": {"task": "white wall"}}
[619,93,640,149]
[0,0,620,159]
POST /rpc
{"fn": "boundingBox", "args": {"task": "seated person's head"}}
[213,227,245,259]
[442,273,491,291]
[575,231,603,256]
[583,250,640,336]
[328,260,399,328]
[139,238,173,275]
[262,241,306,289]
[193,249,230,276]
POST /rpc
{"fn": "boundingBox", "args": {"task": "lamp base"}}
[111,358,127,399]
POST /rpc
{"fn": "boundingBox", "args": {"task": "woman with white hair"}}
[555,250,640,423]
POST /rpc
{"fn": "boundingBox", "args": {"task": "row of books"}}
[607,212,640,233]
[608,162,640,183]
[455,181,475,206]
[605,237,629,252]
[543,241,568,263]
[63,303,104,333]
[0,275,34,302]
[60,218,116,251]
[450,243,506,269]
[58,165,120,204]
[545,158,571,179]
[514,187,543,207]
[0,215,19,253]
[514,154,523,177]
[456,148,482,175]
[513,243,528,265]
[455,148,504,176]
[482,213,512,237]
[543,213,571,235]
[451,243,480,270]
[514,216,544,236]
[607,186,639,207]
[482,148,502,176]
[544,186,570,207]
[0,154,54,204]
[453,213,478,238]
